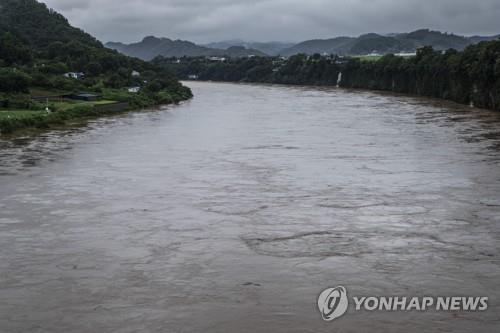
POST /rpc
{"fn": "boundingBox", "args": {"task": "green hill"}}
[0,0,191,104]
[106,36,267,60]
[0,0,192,134]
[398,29,471,50]
[0,0,101,49]
[280,29,499,56]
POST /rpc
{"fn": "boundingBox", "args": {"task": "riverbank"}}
[0,88,193,135]
[154,40,500,112]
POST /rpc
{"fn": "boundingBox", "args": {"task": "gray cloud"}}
[42,0,500,43]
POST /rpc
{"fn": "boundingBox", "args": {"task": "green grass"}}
[0,99,119,134]
[102,89,135,102]
[354,55,383,62]
[0,104,111,134]
[1,87,192,134]
[93,100,116,105]
[0,110,46,119]
[354,54,415,62]
[52,99,116,111]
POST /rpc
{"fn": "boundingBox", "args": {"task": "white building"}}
[131,70,141,77]
[395,52,417,57]
[208,56,226,62]
[64,72,84,80]
[128,87,140,93]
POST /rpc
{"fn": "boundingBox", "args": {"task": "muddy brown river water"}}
[1,81,500,332]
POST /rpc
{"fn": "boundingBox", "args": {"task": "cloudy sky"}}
[42,0,500,44]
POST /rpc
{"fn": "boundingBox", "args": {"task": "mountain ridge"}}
[106,36,266,60]
[279,29,499,56]
[107,29,499,59]
[203,40,295,56]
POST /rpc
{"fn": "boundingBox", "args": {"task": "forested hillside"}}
[0,0,191,105]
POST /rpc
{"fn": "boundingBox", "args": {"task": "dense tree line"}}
[155,40,500,111]
[152,54,342,86]
[341,43,500,110]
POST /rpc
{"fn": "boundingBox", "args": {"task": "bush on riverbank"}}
[102,84,192,109]
[0,93,47,110]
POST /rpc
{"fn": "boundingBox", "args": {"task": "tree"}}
[0,32,32,65]
[0,68,31,92]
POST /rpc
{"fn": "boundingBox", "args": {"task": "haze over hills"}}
[203,40,295,56]
[279,29,500,56]
[469,35,500,44]
[105,37,266,60]
[107,29,499,60]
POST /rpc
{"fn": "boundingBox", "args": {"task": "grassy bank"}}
[0,104,118,134]
[0,88,192,135]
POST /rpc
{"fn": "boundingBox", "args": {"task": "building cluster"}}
[63,70,143,94]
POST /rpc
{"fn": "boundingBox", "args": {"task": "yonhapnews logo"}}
[317,286,349,321]
[318,286,488,321]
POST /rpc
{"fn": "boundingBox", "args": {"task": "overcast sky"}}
[42,0,500,44]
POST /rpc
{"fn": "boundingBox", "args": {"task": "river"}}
[1,81,500,332]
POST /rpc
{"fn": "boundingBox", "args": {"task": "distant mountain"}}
[203,39,246,50]
[204,40,295,56]
[280,36,355,56]
[250,42,296,56]
[106,36,266,60]
[280,29,498,56]
[107,30,500,61]
[468,34,500,44]
[398,29,471,50]
[349,33,415,55]
[222,46,267,57]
